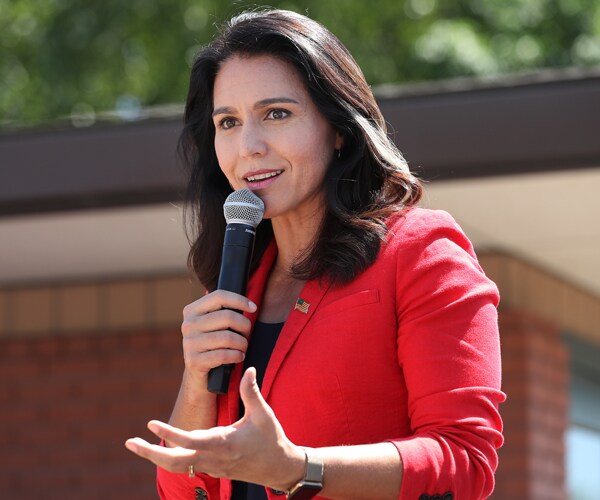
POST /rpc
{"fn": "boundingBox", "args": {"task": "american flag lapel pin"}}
[294,297,310,314]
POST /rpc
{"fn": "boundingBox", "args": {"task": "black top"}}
[231,320,284,500]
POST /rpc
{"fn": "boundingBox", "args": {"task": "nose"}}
[238,121,267,158]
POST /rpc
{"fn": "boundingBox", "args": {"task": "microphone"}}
[207,188,265,394]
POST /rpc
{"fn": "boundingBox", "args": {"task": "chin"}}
[261,208,276,220]
[255,196,279,220]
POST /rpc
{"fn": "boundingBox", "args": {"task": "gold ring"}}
[188,465,195,478]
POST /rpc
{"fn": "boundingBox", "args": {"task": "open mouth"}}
[245,170,283,182]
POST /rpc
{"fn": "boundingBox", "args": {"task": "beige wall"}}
[0,274,205,339]
[2,253,599,345]
[480,253,600,346]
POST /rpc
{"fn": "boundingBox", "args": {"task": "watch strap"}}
[303,448,323,485]
[287,448,323,499]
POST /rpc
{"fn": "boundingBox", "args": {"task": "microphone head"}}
[223,189,264,228]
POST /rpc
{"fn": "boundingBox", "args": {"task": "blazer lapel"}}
[261,277,331,400]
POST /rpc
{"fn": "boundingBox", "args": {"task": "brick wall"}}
[492,310,569,500]
[0,273,203,499]
[0,329,184,499]
[478,253,598,500]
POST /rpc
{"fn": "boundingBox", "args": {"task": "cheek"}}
[214,136,226,166]
[305,123,337,162]
[215,138,235,180]
[302,134,336,176]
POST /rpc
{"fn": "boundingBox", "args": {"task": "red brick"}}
[0,330,183,499]
[494,308,568,500]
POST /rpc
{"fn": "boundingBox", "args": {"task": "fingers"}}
[126,437,195,460]
[147,420,201,449]
[183,290,257,319]
[180,290,257,378]
[182,309,253,340]
[239,367,260,408]
[183,329,248,366]
[147,420,232,451]
[182,290,256,340]
[238,367,276,423]
[124,437,197,474]
[125,421,230,475]
[184,328,248,352]
[184,340,246,372]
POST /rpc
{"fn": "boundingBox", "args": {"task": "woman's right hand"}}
[180,290,257,391]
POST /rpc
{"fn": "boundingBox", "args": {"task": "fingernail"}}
[248,300,257,312]
[125,440,138,453]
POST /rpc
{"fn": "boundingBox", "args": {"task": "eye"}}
[217,117,237,130]
[266,109,290,120]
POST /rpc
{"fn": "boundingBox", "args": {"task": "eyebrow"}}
[212,97,300,117]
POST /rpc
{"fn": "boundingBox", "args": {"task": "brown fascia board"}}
[377,68,600,181]
[0,69,599,216]
[0,119,186,216]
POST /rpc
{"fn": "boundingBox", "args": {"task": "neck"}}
[270,211,323,274]
[259,222,315,324]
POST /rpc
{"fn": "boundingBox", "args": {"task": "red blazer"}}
[157,208,505,499]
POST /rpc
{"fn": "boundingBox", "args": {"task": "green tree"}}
[1,0,599,128]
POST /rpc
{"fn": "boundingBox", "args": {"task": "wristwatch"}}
[286,448,324,499]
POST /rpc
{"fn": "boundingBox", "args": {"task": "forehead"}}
[213,54,308,104]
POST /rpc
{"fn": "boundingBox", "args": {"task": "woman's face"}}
[212,55,342,223]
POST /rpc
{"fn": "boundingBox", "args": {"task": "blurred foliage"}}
[1,0,600,128]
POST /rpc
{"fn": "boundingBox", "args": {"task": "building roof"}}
[1,68,599,297]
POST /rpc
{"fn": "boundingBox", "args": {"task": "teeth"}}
[246,170,282,182]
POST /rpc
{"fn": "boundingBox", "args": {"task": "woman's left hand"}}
[125,367,305,492]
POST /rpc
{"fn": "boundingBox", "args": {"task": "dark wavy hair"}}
[180,9,422,291]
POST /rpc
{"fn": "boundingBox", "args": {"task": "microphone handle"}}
[207,224,255,394]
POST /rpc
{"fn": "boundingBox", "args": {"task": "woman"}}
[126,9,504,500]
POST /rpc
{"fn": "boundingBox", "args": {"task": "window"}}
[566,425,600,499]
[564,336,600,500]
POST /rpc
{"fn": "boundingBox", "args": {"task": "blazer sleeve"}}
[156,453,221,499]
[390,209,505,500]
